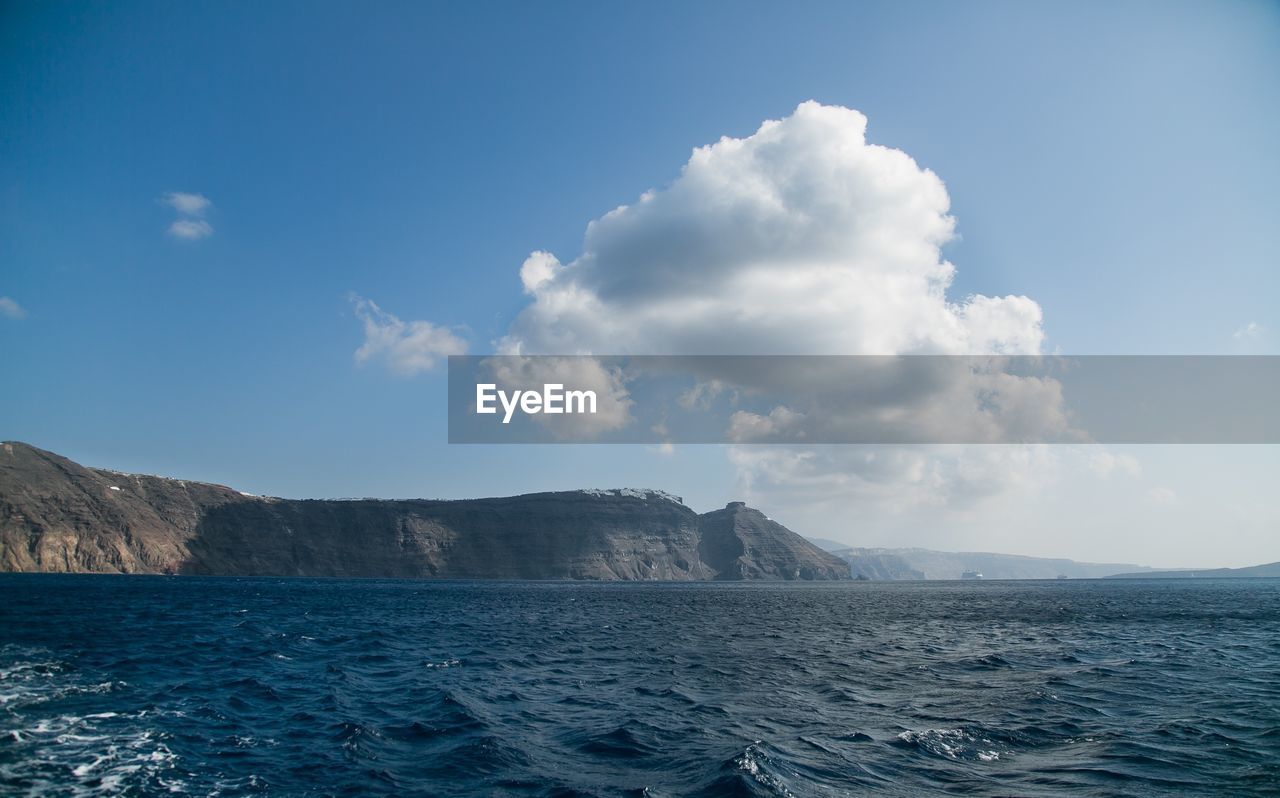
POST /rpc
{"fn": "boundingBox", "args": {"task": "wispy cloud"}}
[0,296,26,320]
[1234,321,1264,340]
[1088,450,1141,479]
[168,219,214,240]
[350,294,466,376]
[162,191,213,240]
[162,192,211,216]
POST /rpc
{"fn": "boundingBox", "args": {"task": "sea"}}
[1,576,1277,797]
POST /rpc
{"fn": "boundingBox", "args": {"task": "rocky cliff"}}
[697,502,850,580]
[0,442,849,580]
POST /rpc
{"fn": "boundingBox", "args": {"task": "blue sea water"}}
[1,576,1278,797]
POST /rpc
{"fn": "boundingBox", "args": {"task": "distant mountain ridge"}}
[1106,562,1280,579]
[814,544,1154,580]
[0,442,848,581]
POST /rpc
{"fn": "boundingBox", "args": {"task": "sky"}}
[2,1,1278,568]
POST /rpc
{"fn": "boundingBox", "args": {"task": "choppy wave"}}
[0,646,183,795]
[2,576,1278,795]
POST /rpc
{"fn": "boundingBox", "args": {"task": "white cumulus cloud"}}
[494,101,1061,511]
[500,101,1043,358]
[519,251,563,294]
[351,294,467,376]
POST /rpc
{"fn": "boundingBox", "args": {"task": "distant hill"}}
[804,537,852,553]
[0,442,848,581]
[1106,562,1280,579]
[816,545,1153,580]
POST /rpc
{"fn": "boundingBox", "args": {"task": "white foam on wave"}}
[734,741,796,797]
[0,646,187,795]
[897,728,1005,763]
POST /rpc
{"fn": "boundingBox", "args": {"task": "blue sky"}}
[2,1,1277,566]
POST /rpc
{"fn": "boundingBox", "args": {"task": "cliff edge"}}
[0,442,848,581]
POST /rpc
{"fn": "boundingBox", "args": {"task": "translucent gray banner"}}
[447,356,1279,444]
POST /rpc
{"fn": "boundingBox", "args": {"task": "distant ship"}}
[960,570,983,580]
[1056,574,1070,580]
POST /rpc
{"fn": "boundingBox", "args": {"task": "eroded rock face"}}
[0,443,849,581]
[697,502,852,581]
[0,441,249,574]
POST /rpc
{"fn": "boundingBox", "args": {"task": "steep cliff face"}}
[0,443,848,581]
[184,490,713,580]
[697,502,851,581]
[0,441,250,573]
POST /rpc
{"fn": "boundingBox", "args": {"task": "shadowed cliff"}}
[0,442,849,580]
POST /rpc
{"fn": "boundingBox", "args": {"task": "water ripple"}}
[1,577,1278,796]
